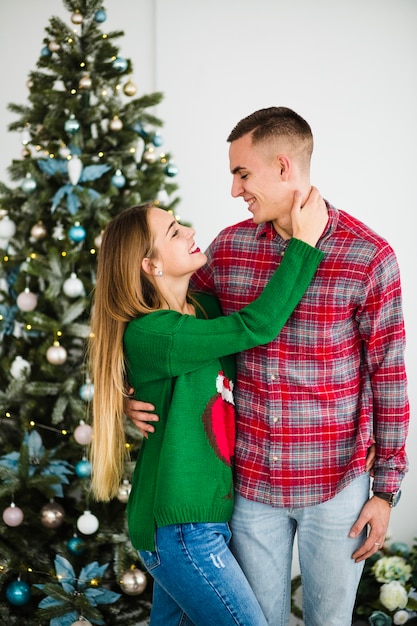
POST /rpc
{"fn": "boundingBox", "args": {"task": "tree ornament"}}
[117,479,132,504]
[69,222,86,243]
[21,126,31,145]
[77,510,99,535]
[46,341,68,365]
[156,189,169,206]
[94,9,107,23]
[6,579,31,606]
[71,619,93,626]
[65,115,80,135]
[143,147,157,164]
[119,567,147,595]
[40,500,65,528]
[71,10,84,25]
[53,222,65,240]
[68,155,83,185]
[67,535,86,555]
[123,80,137,96]
[165,163,179,177]
[41,45,52,58]
[94,231,103,248]
[111,169,126,188]
[79,382,94,403]
[152,132,164,147]
[63,273,85,298]
[2,503,24,527]
[10,355,31,379]
[0,215,16,240]
[109,115,123,131]
[21,173,37,194]
[16,288,38,312]
[48,40,61,53]
[79,74,92,90]
[112,56,128,72]
[30,221,47,240]
[74,421,93,445]
[75,458,92,479]
[21,146,31,158]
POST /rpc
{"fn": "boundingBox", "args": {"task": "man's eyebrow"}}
[231,165,245,175]
[166,219,177,235]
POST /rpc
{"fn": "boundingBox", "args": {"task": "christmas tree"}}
[0,1,180,624]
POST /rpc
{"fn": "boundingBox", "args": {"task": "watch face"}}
[392,490,402,507]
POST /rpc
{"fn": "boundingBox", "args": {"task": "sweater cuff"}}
[287,237,324,263]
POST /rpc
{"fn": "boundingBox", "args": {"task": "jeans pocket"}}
[139,547,160,571]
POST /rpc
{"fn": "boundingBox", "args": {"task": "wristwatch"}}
[373,490,401,507]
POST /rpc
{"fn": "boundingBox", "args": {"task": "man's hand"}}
[365,443,376,475]
[124,387,159,438]
[349,496,391,562]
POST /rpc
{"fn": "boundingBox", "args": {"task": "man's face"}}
[229,133,291,224]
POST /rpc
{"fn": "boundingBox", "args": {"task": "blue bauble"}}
[94,9,107,22]
[21,176,37,194]
[112,56,128,72]
[67,535,86,555]
[69,223,87,243]
[165,163,179,177]
[40,46,52,58]
[64,117,80,135]
[75,459,92,479]
[79,382,94,401]
[111,171,126,188]
[6,580,31,606]
[152,132,164,147]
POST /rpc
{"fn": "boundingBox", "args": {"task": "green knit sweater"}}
[125,238,323,551]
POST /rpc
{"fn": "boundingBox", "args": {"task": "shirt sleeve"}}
[125,238,323,381]
[358,244,409,491]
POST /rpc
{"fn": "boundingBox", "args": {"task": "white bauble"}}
[77,510,99,535]
[63,273,85,298]
[10,356,31,379]
[0,216,16,239]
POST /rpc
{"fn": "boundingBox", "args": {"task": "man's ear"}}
[141,257,153,276]
[276,154,291,180]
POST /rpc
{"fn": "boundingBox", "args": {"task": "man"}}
[126,107,409,625]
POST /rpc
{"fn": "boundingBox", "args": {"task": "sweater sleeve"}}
[124,238,323,380]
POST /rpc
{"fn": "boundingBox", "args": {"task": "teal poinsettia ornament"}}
[0,430,73,497]
[35,554,121,625]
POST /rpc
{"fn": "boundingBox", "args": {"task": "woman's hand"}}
[124,387,159,438]
[291,186,328,247]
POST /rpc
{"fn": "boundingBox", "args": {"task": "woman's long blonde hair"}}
[89,203,164,501]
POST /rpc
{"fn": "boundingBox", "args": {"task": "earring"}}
[157,270,163,277]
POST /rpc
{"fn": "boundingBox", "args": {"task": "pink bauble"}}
[2,504,24,527]
[46,343,68,365]
[16,290,38,312]
[74,422,93,445]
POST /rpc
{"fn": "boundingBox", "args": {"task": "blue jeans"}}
[139,522,268,626]
[230,474,370,626]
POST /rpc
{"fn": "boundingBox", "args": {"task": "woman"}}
[89,191,327,625]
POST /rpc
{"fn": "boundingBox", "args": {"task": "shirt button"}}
[273,417,278,423]
[271,374,277,381]
[272,456,278,462]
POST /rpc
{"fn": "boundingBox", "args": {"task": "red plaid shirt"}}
[191,203,409,507]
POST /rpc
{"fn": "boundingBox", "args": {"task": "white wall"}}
[1,0,416,553]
